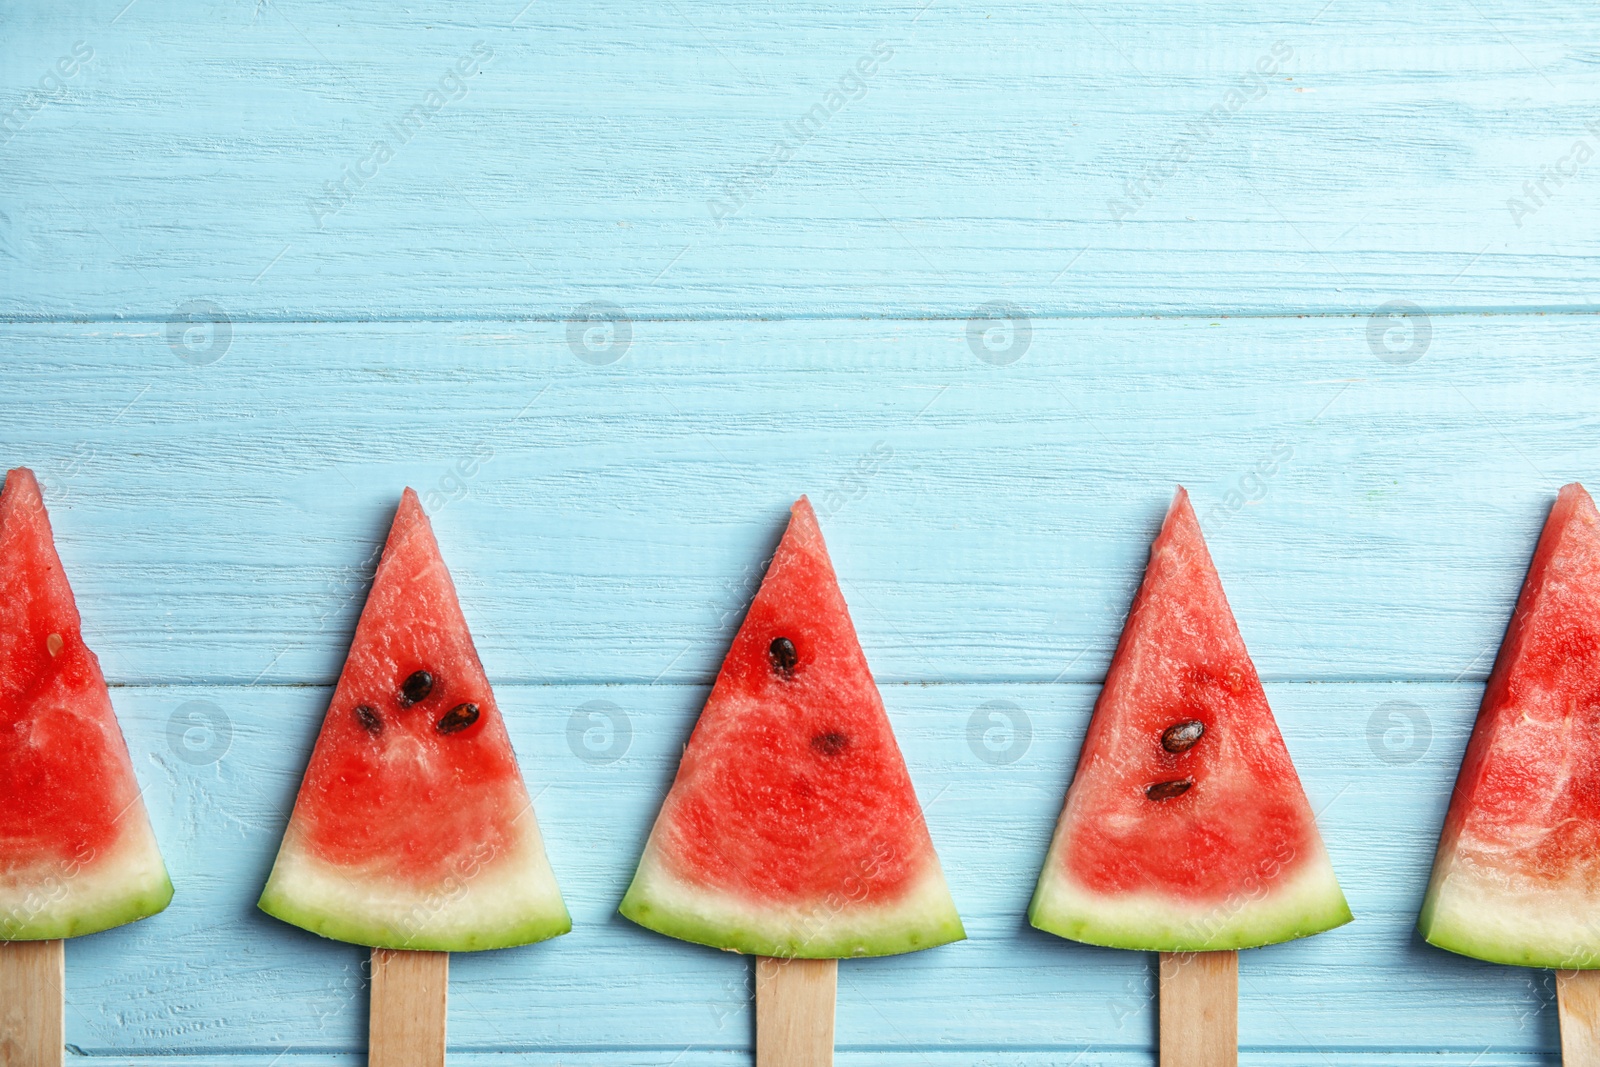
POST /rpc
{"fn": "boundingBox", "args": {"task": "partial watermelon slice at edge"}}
[1029,488,1351,952]
[1420,483,1600,968]
[258,490,568,952]
[620,498,964,958]
[0,467,172,940]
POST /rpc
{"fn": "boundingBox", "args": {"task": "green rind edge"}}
[2,872,174,941]
[1026,877,1352,953]
[256,882,572,953]
[618,878,965,959]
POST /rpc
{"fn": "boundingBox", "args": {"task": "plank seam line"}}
[4,308,1600,326]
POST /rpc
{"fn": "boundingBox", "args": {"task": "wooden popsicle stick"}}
[1159,950,1237,1067]
[1558,970,1600,1065]
[756,956,838,1067]
[369,948,449,1067]
[0,939,64,1067]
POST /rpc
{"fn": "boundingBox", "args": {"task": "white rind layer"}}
[1029,841,1352,952]
[620,843,965,958]
[258,814,569,952]
[0,812,172,940]
[1421,832,1600,969]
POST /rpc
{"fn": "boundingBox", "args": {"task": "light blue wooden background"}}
[3,0,1596,1062]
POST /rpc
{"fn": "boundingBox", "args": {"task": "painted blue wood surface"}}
[3,0,1600,318]
[4,0,1598,1061]
[1,318,1590,689]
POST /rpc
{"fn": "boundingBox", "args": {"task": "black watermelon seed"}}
[768,637,798,677]
[400,670,434,706]
[354,705,382,734]
[1160,720,1205,753]
[436,702,480,735]
[811,731,849,757]
[1145,778,1194,802]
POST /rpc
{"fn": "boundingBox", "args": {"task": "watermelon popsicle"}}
[258,490,568,1067]
[620,498,964,1066]
[1029,489,1351,1067]
[1419,483,1600,1055]
[0,468,173,1067]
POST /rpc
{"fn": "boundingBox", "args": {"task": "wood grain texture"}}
[368,950,447,1067]
[1159,951,1236,1067]
[0,940,62,1067]
[2,2,1600,318]
[756,958,837,1067]
[1559,971,1600,1066]
[0,316,1591,687]
[5,0,1596,1059]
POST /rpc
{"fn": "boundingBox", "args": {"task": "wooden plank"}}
[369,949,448,1067]
[1159,951,1236,1067]
[50,681,1549,1058]
[756,958,837,1067]
[1559,971,1600,1066]
[6,0,1594,1060]
[0,316,1592,686]
[3,2,1600,317]
[0,940,62,1067]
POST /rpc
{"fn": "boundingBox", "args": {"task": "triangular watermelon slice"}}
[1029,488,1351,951]
[258,489,568,951]
[620,498,964,958]
[1420,482,1600,968]
[0,467,172,940]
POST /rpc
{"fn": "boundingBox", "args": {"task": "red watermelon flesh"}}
[1421,482,1600,967]
[619,498,963,957]
[0,467,172,939]
[1029,488,1350,951]
[258,489,568,951]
